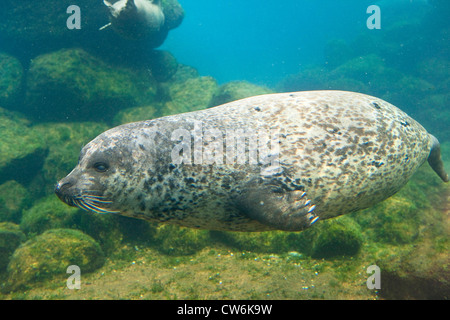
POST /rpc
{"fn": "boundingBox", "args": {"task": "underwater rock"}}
[209,231,291,253]
[209,81,273,107]
[20,196,81,237]
[112,103,162,126]
[0,180,31,223]
[328,54,400,96]
[161,0,185,30]
[147,50,179,82]
[310,217,363,259]
[153,225,209,256]
[277,65,329,92]
[379,243,449,299]
[0,52,23,109]
[0,222,26,272]
[6,228,105,290]
[25,48,158,122]
[0,107,47,186]
[0,0,104,59]
[28,122,109,197]
[168,65,201,84]
[161,76,218,116]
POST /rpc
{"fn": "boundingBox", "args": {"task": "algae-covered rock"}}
[147,50,179,82]
[29,122,109,196]
[112,103,162,126]
[20,196,81,237]
[328,54,400,95]
[311,217,363,259]
[0,180,31,223]
[0,52,23,108]
[6,228,105,290]
[0,222,26,271]
[161,76,218,116]
[277,65,329,92]
[0,0,105,57]
[20,191,123,255]
[154,225,209,256]
[0,107,47,185]
[209,81,273,107]
[162,0,185,30]
[378,242,449,299]
[25,48,158,122]
[78,213,123,256]
[209,230,291,253]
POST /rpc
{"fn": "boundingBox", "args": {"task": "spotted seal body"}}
[55,91,448,232]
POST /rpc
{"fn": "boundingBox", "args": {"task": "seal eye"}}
[93,162,109,172]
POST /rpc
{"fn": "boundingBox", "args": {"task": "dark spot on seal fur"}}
[369,160,385,168]
[372,102,381,109]
[399,120,410,127]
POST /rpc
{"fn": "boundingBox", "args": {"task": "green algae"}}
[0,180,31,223]
[209,81,273,107]
[0,222,26,271]
[0,52,23,108]
[25,48,158,122]
[6,228,105,291]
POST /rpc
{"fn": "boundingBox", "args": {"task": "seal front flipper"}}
[238,186,319,232]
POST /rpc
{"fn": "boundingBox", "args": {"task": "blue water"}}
[162,0,431,86]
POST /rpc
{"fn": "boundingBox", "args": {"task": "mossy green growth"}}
[0,180,31,223]
[0,222,26,271]
[0,107,46,185]
[153,225,209,256]
[20,196,81,237]
[6,228,104,290]
[29,122,108,196]
[25,48,158,122]
[209,230,291,253]
[329,54,401,95]
[112,103,162,126]
[77,212,123,256]
[209,81,273,107]
[0,52,23,108]
[161,0,185,30]
[147,50,179,82]
[310,217,363,259]
[161,76,218,116]
[20,195,123,255]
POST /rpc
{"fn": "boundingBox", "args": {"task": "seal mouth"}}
[71,193,120,214]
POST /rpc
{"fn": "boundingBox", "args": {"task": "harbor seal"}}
[100,0,165,39]
[55,91,449,232]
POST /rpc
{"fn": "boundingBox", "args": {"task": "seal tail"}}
[428,134,449,182]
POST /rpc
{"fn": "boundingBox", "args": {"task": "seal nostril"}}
[55,181,73,195]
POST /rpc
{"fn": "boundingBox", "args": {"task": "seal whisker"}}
[83,195,114,204]
[82,198,120,214]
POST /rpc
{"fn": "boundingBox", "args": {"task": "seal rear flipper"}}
[428,135,449,182]
[237,187,319,232]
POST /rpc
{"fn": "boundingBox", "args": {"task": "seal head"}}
[101,0,165,39]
